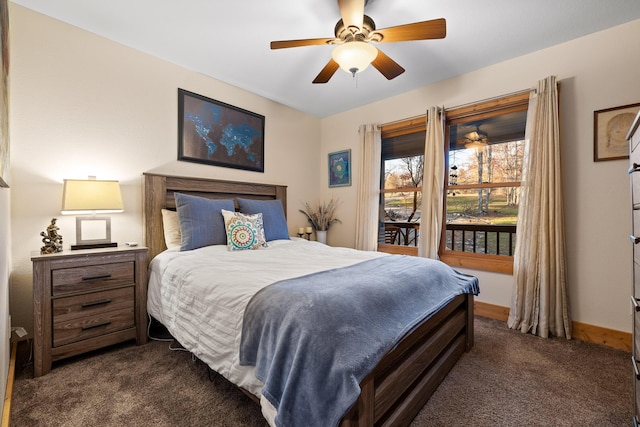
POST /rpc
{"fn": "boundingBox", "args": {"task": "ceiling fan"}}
[462,127,489,149]
[270,0,446,84]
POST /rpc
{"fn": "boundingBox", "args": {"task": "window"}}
[378,92,530,273]
[378,126,425,256]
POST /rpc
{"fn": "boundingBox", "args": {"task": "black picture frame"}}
[178,88,265,172]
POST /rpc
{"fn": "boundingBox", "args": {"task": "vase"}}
[316,230,327,244]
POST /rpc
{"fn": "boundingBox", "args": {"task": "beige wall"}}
[321,19,640,332]
[8,3,640,338]
[8,5,322,337]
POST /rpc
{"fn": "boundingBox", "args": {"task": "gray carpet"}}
[10,317,632,426]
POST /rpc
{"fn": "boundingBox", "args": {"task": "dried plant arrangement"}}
[299,199,342,231]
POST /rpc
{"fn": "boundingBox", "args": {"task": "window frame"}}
[379,121,425,256]
[378,92,530,274]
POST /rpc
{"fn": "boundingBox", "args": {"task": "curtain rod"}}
[444,87,535,112]
[381,87,535,128]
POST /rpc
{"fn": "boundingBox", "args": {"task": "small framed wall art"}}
[328,149,351,187]
[594,102,640,162]
[178,88,265,172]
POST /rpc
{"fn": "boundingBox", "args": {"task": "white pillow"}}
[161,209,182,250]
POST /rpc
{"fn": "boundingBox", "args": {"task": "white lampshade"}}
[61,179,124,214]
[331,41,378,76]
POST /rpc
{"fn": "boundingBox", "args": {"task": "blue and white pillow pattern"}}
[221,209,268,251]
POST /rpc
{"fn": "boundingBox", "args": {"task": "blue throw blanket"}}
[239,255,479,427]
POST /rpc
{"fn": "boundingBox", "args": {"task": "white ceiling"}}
[11,0,640,118]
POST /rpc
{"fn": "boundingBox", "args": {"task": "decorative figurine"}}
[40,218,63,254]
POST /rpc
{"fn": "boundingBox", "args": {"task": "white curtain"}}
[418,107,445,259]
[354,124,381,251]
[507,76,571,339]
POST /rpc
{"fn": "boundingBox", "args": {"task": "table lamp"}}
[61,177,124,250]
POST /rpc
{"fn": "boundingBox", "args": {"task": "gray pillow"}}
[174,193,235,250]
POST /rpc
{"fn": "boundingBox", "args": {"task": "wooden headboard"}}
[143,173,288,260]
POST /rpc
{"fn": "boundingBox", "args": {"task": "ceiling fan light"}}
[332,41,378,76]
[464,140,488,149]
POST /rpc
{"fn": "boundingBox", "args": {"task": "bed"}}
[142,172,478,427]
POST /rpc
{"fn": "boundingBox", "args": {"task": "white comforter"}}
[147,238,385,397]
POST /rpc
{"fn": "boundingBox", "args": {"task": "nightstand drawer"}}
[635,261,640,298]
[52,261,135,296]
[636,310,640,358]
[634,356,640,418]
[53,287,135,348]
[53,287,134,322]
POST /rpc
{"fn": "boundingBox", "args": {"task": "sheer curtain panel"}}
[418,107,445,259]
[507,76,571,339]
[354,124,381,251]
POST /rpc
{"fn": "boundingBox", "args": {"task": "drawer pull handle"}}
[631,235,640,244]
[81,320,112,331]
[81,298,112,308]
[629,163,640,174]
[81,273,112,281]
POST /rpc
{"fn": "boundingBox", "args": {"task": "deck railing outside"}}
[381,222,517,256]
[445,224,517,256]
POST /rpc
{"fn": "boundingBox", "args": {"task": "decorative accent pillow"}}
[237,198,289,241]
[174,193,235,251]
[221,209,268,251]
[161,209,181,250]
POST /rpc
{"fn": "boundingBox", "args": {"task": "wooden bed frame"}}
[142,172,475,427]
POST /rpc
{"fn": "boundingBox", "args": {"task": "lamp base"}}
[71,242,118,250]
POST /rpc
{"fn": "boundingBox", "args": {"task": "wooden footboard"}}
[340,292,474,427]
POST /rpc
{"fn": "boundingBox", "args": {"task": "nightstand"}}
[31,246,148,377]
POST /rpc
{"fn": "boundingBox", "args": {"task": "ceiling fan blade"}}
[375,18,446,43]
[337,0,364,30]
[371,49,405,80]
[271,37,335,50]
[312,59,340,84]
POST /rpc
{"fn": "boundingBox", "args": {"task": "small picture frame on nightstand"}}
[73,217,116,250]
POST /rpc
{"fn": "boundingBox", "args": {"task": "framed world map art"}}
[328,149,351,187]
[178,88,265,172]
